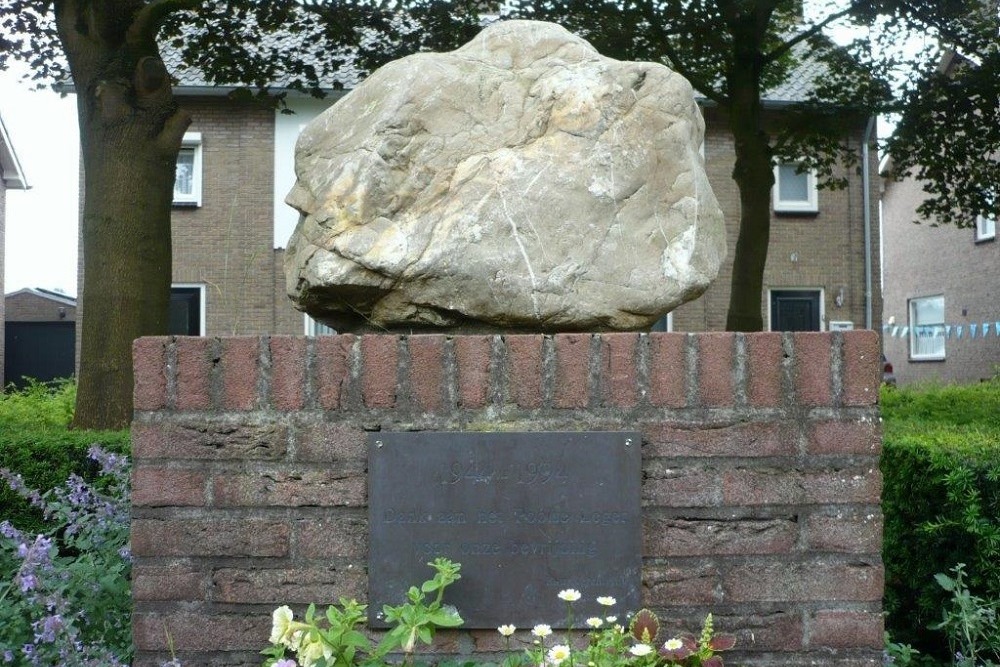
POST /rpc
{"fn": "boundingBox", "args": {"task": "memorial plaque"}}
[368,431,641,628]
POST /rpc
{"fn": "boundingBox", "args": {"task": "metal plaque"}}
[368,431,641,628]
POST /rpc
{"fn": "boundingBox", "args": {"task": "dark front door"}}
[170,287,202,335]
[770,290,821,331]
[5,321,76,388]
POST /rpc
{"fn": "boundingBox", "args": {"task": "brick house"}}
[4,288,76,387]
[84,39,882,341]
[881,164,999,384]
[0,111,29,387]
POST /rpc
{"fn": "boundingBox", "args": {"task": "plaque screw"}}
[625,438,633,447]
[375,440,383,448]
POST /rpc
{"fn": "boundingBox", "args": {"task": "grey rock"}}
[284,20,726,332]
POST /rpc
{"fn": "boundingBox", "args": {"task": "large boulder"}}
[285,20,726,332]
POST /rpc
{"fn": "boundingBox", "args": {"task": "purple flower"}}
[18,573,38,592]
[33,613,64,643]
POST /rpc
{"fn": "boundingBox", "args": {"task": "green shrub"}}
[0,379,76,430]
[882,381,1000,660]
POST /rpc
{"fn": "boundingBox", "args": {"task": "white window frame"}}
[171,283,207,336]
[975,214,996,242]
[174,132,203,207]
[304,315,336,336]
[773,161,818,213]
[908,295,945,361]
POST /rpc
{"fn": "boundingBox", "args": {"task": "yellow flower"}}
[586,617,604,629]
[548,645,572,664]
[498,624,517,637]
[597,596,617,607]
[297,635,333,667]
[269,606,294,645]
[558,589,582,602]
[532,624,553,638]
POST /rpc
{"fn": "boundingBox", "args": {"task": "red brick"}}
[131,519,289,557]
[843,330,880,406]
[725,560,883,602]
[270,336,305,410]
[212,468,366,507]
[808,419,880,455]
[294,516,368,559]
[794,333,833,406]
[409,334,446,411]
[134,611,269,651]
[698,332,735,406]
[131,420,288,460]
[554,333,591,408]
[132,466,206,507]
[175,337,213,411]
[807,610,884,649]
[642,465,721,507]
[315,334,355,409]
[221,337,259,410]
[455,335,491,408]
[643,562,721,605]
[132,564,205,601]
[506,335,544,408]
[644,517,796,557]
[723,466,882,505]
[293,421,366,462]
[746,333,784,407]
[361,335,399,408]
[655,611,803,652]
[643,421,797,458]
[649,334,686,407]
[133,337,169,411]
[211,565,365,604]
[805,510,883,553]
[601,333,639,408]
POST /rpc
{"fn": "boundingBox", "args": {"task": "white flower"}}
[586,617,604,629]
[498,624,517,637]
[597,596,617,607]
[663,638,684,651]
[532,624,553,638]
[558,589,582,602]
[606,616,618,624]
[547,645,572,664]
[629,644,653,657]
[270,605,294,645]
[297,635,333,667]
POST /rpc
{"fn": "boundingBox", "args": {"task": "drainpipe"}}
[862,116,876,330]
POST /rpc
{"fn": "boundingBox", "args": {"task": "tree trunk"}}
[724,11,774,333]
[57,2,190,430]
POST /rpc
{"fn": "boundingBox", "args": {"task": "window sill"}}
[908,356,946,363]
[172,200,201,209]
[774,208,820,218]
[974,235,996,245]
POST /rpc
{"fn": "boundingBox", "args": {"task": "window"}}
[975,214,996,242]
[908,295,945,361]
[174,132,202,206]
[170,285,206,335]
[304,315,336,336]
[650,312,673,332]
[773,161,818,213]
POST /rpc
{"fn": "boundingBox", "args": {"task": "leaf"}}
[708,634,736,651]
[934,572,956,592]
[701,656,724,667]
[630,608,660,644]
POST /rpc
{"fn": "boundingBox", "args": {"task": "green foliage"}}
[881,381,1000,660]
[0,381,129,535]
[931,564,1000,667]
[262,558,464,667]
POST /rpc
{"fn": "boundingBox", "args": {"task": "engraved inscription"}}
[368,432,642,629]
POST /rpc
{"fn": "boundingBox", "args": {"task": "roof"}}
[6,287,77,306]
[0,111,28,189]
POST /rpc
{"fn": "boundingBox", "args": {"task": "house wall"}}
[6,292,77,322]
[131,331,884,667]
[672,108,881,333]
[881,176,1000,384]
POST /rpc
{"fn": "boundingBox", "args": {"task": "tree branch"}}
[127,0,203,46]
[762,6,854,65]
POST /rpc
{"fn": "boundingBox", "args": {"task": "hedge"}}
[881,381,1000,659]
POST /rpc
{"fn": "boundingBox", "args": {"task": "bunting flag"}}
[882,320,1000,341]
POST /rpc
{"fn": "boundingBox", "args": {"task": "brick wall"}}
[5,291,77,322]
[881,175,1000,384]
[132,331,882,667]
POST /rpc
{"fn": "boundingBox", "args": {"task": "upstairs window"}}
[975,214,996,242]
[773,161,818,213]
[174,132,202,207]
[908,295,945,361]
